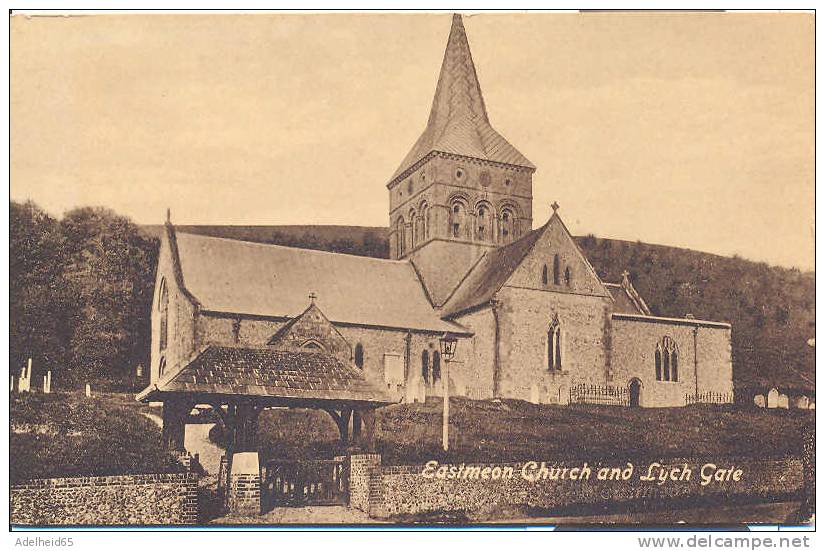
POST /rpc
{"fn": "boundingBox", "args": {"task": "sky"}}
[11,12,814,270]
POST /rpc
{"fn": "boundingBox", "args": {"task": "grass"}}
[244,397,814,465]
[10,391,183,483]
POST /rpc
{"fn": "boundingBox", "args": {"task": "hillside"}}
[143,224,814,395]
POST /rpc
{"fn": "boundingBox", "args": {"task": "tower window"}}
[542,264,549,287]
[564,267,572,286]
[480,171,491,187]
[455,168,464,179]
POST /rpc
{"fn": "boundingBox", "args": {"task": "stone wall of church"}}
[610,317,733,408]
[448,307,496,400]
[151,234,197,384]
[495,286,612,403]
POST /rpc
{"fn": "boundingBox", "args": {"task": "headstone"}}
[767,388,779,408]
[778,393,789,409]
[85,383,92,398]
[753,394,766,408]
[46,370,51,394]
[809,402,815,410]
[43,375,48,393]
[136,364,143,377]
[795,396,810,409]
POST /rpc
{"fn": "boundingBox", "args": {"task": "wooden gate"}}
[262,458,349,509]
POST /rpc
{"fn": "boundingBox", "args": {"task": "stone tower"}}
[387,14,536,306]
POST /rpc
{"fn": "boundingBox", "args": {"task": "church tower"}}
[387,14,536,305]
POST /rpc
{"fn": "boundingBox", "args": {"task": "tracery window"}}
[656,337,679,381]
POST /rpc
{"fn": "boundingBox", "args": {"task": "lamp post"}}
[439,333,458,452]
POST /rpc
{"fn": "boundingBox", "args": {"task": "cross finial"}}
[166,208,171,224]
[308,292,317,304]
[621,270,631,286]
[551,201,560,214]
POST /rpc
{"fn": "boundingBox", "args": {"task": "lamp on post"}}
[439,333,458,452]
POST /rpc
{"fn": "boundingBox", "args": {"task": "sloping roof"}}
[173,230,467,334]
[141,346,394,404]
[605,283,646,315]
[441,227,543,316]
[389,14,533,185]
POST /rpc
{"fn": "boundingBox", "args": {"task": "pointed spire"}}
[388,14,534,185]
[426,13,489,130]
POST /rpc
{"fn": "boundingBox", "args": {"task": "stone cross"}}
[309,292,317,304]
[551,201,560,214]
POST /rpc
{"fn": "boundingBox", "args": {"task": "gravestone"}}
[809,402,815,410]
[767,388,779,408]
[778,393,789,409]
[795,396,810,409]
[753,394,766,408]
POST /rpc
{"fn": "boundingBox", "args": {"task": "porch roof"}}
[137,345,396,407]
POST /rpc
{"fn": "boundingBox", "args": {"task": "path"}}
[141,413,224,476]
[212,505,381,525]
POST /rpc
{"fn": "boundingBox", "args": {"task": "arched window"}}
[158,278,169,352]
[500,208,516,243]
[547,321,562,371]
[421,350,430,384]
[354,343,364,369]
[565,267,572,286]
[542,264,549,287]
[657,337,678,382]
[432,351,441,383]
[301,340,324,351]
[409,208,417,245]
[450,199,467,239]
[553,255,561,285]
[655,345,662,381]
[475,203,493,242]
[419,201,429,240]
[395,216,406,257]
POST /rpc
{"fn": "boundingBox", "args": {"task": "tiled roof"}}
[154,346,395,404]
[173,231,468,335]
[441,227,543,316]
[605,284,646,315]
[389,15,533,184]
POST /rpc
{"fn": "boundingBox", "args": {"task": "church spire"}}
[388,13,534,186]
[426,13,489,130]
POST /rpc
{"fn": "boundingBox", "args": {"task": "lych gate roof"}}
[389,14,534,185]
[173,230,467,334]
[141,346,395,405]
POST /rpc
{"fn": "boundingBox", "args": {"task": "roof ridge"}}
[176,230,409,266]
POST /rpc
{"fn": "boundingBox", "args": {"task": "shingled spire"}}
[389,14,534,185]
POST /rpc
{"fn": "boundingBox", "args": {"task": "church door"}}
[629,379,641,407]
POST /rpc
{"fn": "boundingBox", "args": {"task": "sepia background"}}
[11,11,814,270]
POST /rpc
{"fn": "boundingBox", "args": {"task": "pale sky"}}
[11,12,814,270]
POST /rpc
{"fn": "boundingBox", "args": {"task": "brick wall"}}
[11,472,198,526]
[369,457,803,520]
[349,453,381,513]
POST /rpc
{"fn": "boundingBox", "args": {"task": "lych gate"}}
[137,344,394,514]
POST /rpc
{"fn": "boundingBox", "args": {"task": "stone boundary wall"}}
[352,455,803,520]
[11,472,198,526]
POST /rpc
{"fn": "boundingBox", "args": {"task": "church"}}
[143,14,733,412]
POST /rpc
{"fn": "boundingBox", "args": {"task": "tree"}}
[10,201,71,382]
[59,207,158,384]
